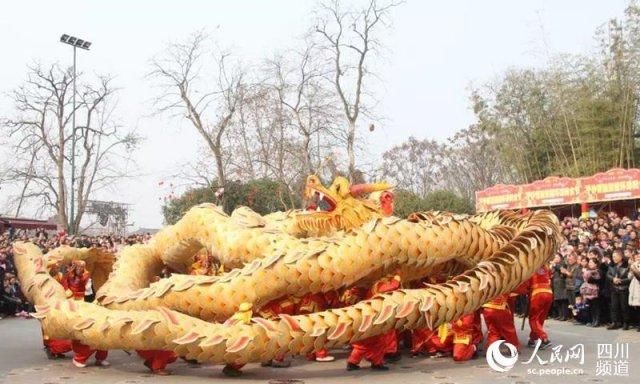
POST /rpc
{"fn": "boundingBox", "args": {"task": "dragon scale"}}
[14,195,561,365]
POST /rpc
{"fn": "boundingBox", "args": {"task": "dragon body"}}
[14,176,561,367]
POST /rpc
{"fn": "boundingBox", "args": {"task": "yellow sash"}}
[454,334,470,345]
[438,324,449,343]
[531,287,552,297]
[482,302,507,310]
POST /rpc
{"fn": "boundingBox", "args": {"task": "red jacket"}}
[63,271,90,300]
[451,311,482,345]
[366,276,401,299]
[482,294,509,311]
[257,297,297,319]
[529,266,552,297]
[298,293,327,314]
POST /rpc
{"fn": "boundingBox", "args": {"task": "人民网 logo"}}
[486,340,519,372]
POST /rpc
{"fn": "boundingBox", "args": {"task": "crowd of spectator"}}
[0,226,151,318]
[514,209,640,331]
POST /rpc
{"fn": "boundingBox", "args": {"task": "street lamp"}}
[60,34,91,234]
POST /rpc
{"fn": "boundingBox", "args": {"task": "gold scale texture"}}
[14,176,562,366]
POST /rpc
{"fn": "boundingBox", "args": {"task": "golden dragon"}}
[14,175,561,366]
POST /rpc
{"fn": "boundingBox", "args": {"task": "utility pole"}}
[59,34,92,234]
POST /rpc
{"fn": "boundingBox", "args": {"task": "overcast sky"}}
[0,0,630,229]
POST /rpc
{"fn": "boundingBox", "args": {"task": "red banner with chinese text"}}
[475,168,640,212]
[475,184,523,212]
[523,176,579,208]
[580,168,640,203]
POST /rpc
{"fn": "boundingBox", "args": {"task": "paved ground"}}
[0,317,638,384]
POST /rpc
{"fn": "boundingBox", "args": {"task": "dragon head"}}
[296,175,393,234]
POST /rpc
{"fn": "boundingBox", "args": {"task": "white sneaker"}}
[96,360,110,367]
[72,359,87,368]
[316,356,335,362]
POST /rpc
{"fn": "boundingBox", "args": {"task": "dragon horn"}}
[349,182,392,197]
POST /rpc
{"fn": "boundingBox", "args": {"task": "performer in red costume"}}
[298,293,335,362]
[412,323,454,357]
[43,260,72,359]
[509,277,531,313]
[451,311,483,362]
[411,327,436,356]
[365,189,399,360]
[71,341,109,368]
[221,303,254,377]
[257,297,296,368]
[63,260,90,300]
[64,261,110,368]
[136,350,177,375]
[482,293,520,350]
[347,274,401,371]
[526,265,553,348]
[339,286,366,307]
[383,329,401,362]
[410,277,453,357]
[189,251,220,276]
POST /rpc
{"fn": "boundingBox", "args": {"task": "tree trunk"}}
[347,119,356,181]
[303,133,314,175]
[212,146,226,189]
[14,151,37,218]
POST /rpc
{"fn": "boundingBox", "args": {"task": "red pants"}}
[348,332,392,365]
[528,292,552,342]
[136,350,177,371]
[411,328,435,353]
[45,339,72,355]
[428,334,453,354]
[483,308,519,350]
[72,340,108,364]
[452,342,476,362]
[412,329,453,354]
[306,348,329,361]
[385,331,398,354]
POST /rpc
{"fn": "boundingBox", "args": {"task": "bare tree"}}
[442,125,514,204]
[13,143,42,218]
[149,31,245,188]
[176,150,219,188]
[227,81,305,207]
[1,63,138,232]
[228,84,268,181]
[380,137,445,198]
[221,43,343,204]
[267,42,339,176]
[379,128,512,207]
[315,0,402,181]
